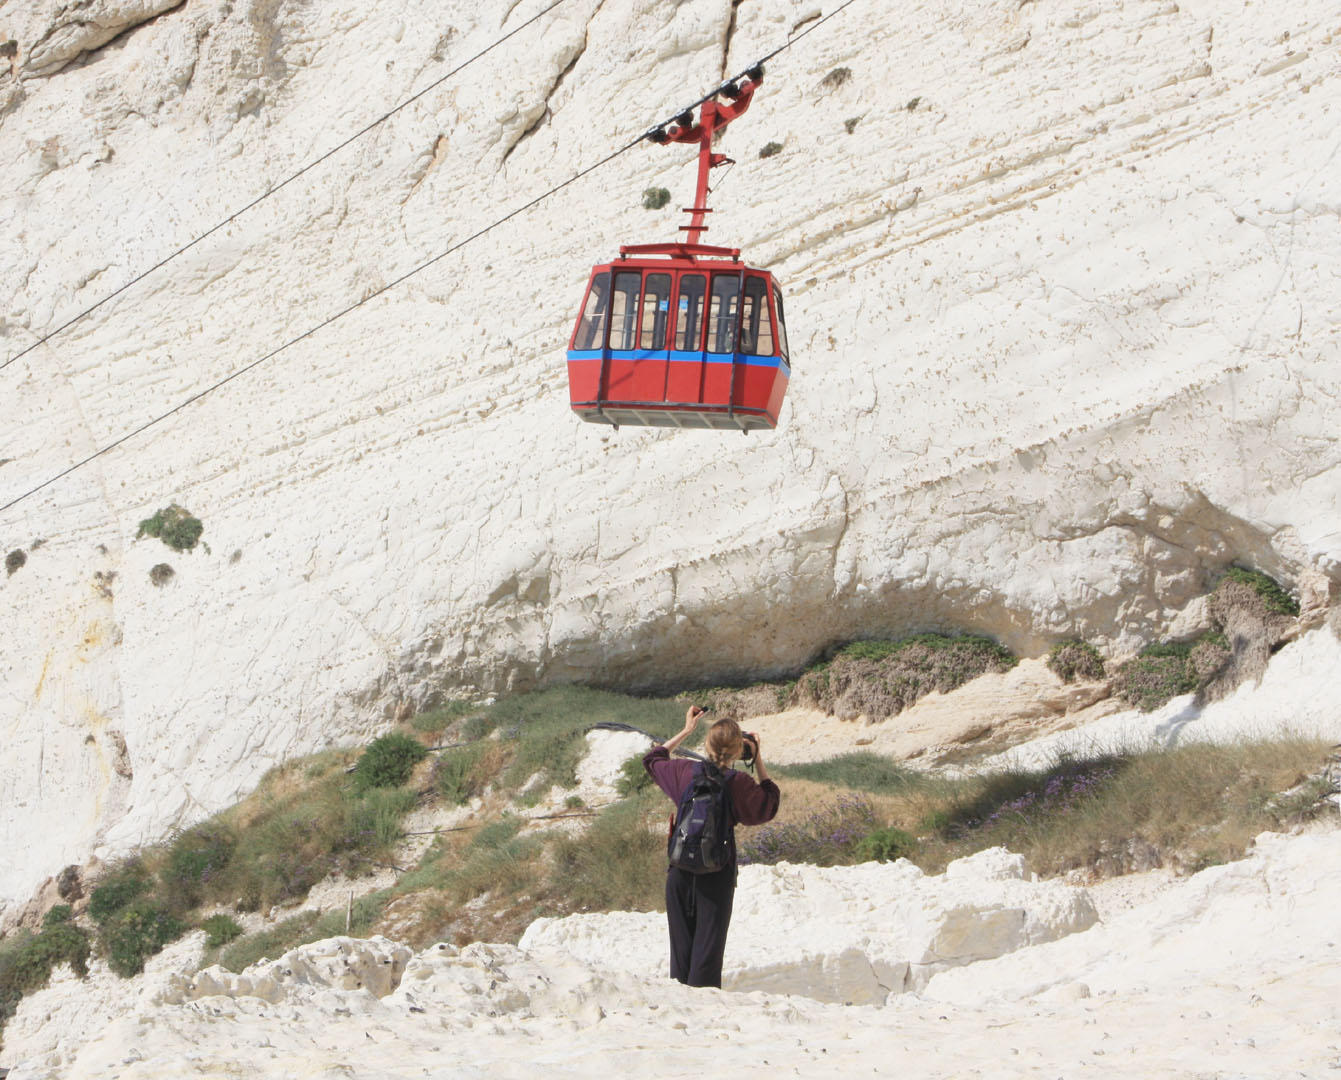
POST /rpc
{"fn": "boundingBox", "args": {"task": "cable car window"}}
[707,273,740,353]
[674,274,706,351]
[740,276,775,356]
[639,273,671,350]
[610,271,642,351]
[575,272,610,350]
[774,284,790,363]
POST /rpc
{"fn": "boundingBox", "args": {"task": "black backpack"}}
[667,762,733,874]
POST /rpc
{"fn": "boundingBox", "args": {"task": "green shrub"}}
[88,863,151,923]
[41,904,73,928]
[161,821,236,909]
[353,733,428,791]
[5,549,25,576]
[200,914,243,949]
[1221,566,1299,616]
[136,504,204,553]
[1047,640,1106,682]
[641,187,671,210]
[775,752,918,794]
[346,787,417,849]
[433,743,493,805]
[0,921,91,1033]
[759,141,783,159]
[212,770,418,912]
[615,753,651,797]
[821,66,852,89]
[854,826,915,863]
[100,900,185,977]
[1112,634,1230,712]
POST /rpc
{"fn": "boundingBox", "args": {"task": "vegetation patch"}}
[136,504,204,552]
[87,862,153,923]
[410,700,477,736]
[641,186,671,210]
[432,741,504,805]
[200,914,243,949]
[469,686,684,802]
[774,752,919,794]
[545,795,664,913]
[353,733,428,792]
[853,826,915,863]
[793,634,1018,721]
[1220,566,1299,617]
[1047,640,1106,683]
[758,141,783,159]
[0,914,91,1038]
[161,822,237,909]
[100,899,186,977]
[615,753,653,797]
[740,793,878,867]
[149,563,175,586]
[1112,634,1229,712]
[219,912,319,973]
[5,549,25,576]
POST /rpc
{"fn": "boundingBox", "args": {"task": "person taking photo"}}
[643,705,780,988]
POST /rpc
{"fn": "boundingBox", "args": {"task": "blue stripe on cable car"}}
[567,349,790,371]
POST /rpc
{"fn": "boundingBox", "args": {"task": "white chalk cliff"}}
[1,0,1338,916]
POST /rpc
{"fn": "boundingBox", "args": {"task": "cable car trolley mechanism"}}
[566,66,791,432]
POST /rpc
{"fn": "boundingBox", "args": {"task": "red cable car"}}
[567,68,791,431]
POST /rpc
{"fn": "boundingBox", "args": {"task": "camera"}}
[741,732,759,764]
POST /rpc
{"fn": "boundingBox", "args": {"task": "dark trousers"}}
[665,865,735,988]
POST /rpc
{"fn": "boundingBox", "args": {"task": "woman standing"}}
[643,705,780,988]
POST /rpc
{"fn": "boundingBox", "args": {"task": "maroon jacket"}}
[643,745,780,869]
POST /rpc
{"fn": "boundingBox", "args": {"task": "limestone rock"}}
[1,0,1338,918]
[521,849,1097,1003]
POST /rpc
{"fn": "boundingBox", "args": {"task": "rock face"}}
[521,846,1098,1003]
[1,0,1338,910]
[6,828,1340,1077]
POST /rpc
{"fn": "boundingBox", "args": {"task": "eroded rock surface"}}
[1,0,1338,913]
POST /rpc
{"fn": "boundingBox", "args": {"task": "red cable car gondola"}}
[566,68,791,432]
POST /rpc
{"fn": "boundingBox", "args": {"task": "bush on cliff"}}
[353,733,428,791]
[161,821,237,909]
[1046,640,1106,682]
[136,504,204,553]
[0,917,91,1035]
[1112,633,1230,712]
[87,861,152,922]
[99,899,185,977]
[792,634,1018,721]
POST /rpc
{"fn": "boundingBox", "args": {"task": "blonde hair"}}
[705,718,744,770]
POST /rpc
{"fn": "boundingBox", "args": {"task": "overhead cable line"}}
[0,0,571,375]
[0,0,864,521]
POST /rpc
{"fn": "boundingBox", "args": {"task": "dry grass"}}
[784,737,1334,878]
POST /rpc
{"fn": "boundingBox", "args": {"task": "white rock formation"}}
[521,845,1098,1002]
[5,826,1339,1077]
[983,623,1341,772]
[1,0,1338,914]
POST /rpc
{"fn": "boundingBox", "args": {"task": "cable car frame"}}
[566,67,791,432]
